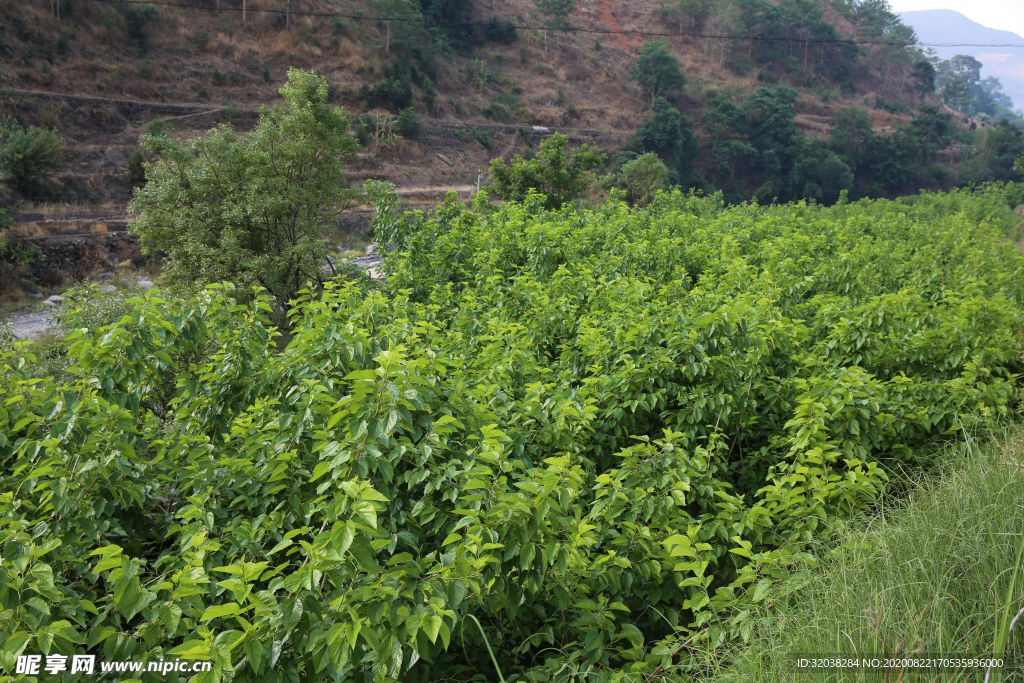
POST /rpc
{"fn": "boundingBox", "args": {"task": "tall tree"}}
[533,0,576,60]
[911,60,936,96]
[129,70,361,313]
[701,93,756,191]
[828,106,875,170]
[635,96,698,185]
[629,39,687,104]
[372,0,421,53]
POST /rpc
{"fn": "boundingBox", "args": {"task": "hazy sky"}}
[888,0,1024,42]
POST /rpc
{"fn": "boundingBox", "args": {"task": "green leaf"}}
[168,640,211,658]
[751,578,773,603]
[584,629,603,653]
[201,603,241,622]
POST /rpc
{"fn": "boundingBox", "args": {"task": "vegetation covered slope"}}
[2,0,1021,207]
[1,183,1023,681]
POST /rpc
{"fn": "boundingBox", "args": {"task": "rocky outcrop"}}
[27,233,146,286]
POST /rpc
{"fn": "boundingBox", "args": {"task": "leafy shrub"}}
[0,236,42,300]
[55,33,71,58]
[618,152,670,206]
[126,148,146,188]
[488,132,605,210]
[726,53,754,75]
[1008,179,1024,209]
[360,75,414,111]
[634,96,698,185]
[473,127,492,150]
[396,107,421,139]
[1,186,1021,683]
[128,70,360,314]
[123,3,159,51]
[352,118,370,147]
[481,103,511,124]
[50,283,137,333]
[145,119,172,137]
[0,117,65,198]
[607,150,639,174]
[485,16,517,43]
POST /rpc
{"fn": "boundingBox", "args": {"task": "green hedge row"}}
[1,185,1022,682]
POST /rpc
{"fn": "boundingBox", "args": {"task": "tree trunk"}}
[243,0,247,26]
[386,22,391,52]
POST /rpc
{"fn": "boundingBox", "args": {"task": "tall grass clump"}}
[721,427,1024,682]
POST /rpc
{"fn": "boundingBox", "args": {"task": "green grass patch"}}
[722,428,1024,682]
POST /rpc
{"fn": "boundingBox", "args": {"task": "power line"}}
[84,0,1024,49]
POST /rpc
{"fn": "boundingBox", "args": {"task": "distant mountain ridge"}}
[898,9,1024,111]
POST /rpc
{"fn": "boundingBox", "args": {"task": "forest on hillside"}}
[0,0,1022,212]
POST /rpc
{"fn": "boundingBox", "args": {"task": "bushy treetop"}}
[129,69,360,315]
[629,38,687,103]
[488,133,604,210]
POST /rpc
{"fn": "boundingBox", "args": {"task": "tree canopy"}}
[488,133,604,210]
[629,39,687,103]
[129,69,360,314]
[0,117,65,198]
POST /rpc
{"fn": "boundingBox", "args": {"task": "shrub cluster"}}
[1,185,1022,682]
[0,117,65,198]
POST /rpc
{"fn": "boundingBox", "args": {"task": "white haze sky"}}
[888,0,1024,41]
[887,0,1024,42]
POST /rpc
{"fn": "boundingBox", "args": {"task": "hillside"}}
[0,0,971,207]
[898,9,1024,111]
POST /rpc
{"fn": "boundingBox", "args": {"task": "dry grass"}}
[9,202,125,219]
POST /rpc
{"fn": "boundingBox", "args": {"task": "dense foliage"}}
[629,40,687,104]
[679,85,1024,204]
[0,117,65,198]
[936,54,1023,125]
[1,184,1023,682]
[606,153,670,207]
[657,0,895,84]
[129,70,360,313]
[488,133,604,210]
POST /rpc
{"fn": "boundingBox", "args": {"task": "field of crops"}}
[1,185,1023,682]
